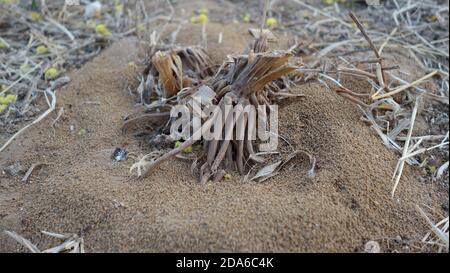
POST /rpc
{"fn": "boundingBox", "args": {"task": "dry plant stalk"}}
[416,206,449,252]
[143,46,213,100]
[4,230,85,253]
[152,50,184,98]
[142,51,297,183]
[127,34,303,183]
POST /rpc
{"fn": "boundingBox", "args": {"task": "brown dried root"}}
[151,50,184,98]
[176,46,213,79]
[125,46,213,132]
[127,29,306,183]
[140,51,298,183]
[145,46,213,100]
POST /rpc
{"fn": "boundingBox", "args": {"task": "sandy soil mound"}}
[0,22,443,252]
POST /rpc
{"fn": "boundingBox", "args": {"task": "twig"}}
[416,205,449,249]
[21,163,45,183]
[51,107,64,128]
[4,230,85,253]
[3,231,41,253]
[378,27,398,55]
[45,17,75,41]
[0,62,42,96]
[0,89,56,153]
[349,12,380,59]
[391,96,420,197]
[261,0,270,31]
[372,70,438,100]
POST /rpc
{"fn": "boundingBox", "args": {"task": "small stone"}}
[112,148,128,162]
[442,201,449,212]
[84,1,102,19]
[364,240,381,253]
[4,162,25,177]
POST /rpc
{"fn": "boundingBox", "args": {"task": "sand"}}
[0,15,446,253]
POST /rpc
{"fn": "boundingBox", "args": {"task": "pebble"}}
[4,162,25,177]
[364,240,381,253]
[84,1,102,19]
[112,148,128,162]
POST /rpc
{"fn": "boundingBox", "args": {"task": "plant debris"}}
[126,28,308,183]
[4,230,85,253]
[3,161,25,177]
[0,0,164,153]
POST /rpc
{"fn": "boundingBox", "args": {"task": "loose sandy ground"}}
[0,3,447,252]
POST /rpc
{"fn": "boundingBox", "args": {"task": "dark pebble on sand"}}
[112,148,128,162]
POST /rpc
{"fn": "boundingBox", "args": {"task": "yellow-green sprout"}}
[426,164,437,175]
[183,145,193,153]
[29,11,41,22]
[36,45,48,55]
[198,8,208,15]
[224,172,232,180]
[0,90,15,114]
[95,24,109,36]
[0,94,17,105]
[175,140,193,153]
[191,13,208,24]
[242,13,251,23]
[128,62,138,69]
[44,68,59,81]
[197,13,208,24]
[265,17,277,28]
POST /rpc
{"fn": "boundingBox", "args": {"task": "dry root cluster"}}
[126,34,305,183]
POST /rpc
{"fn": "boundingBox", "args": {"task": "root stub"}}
[127,35,305,183]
